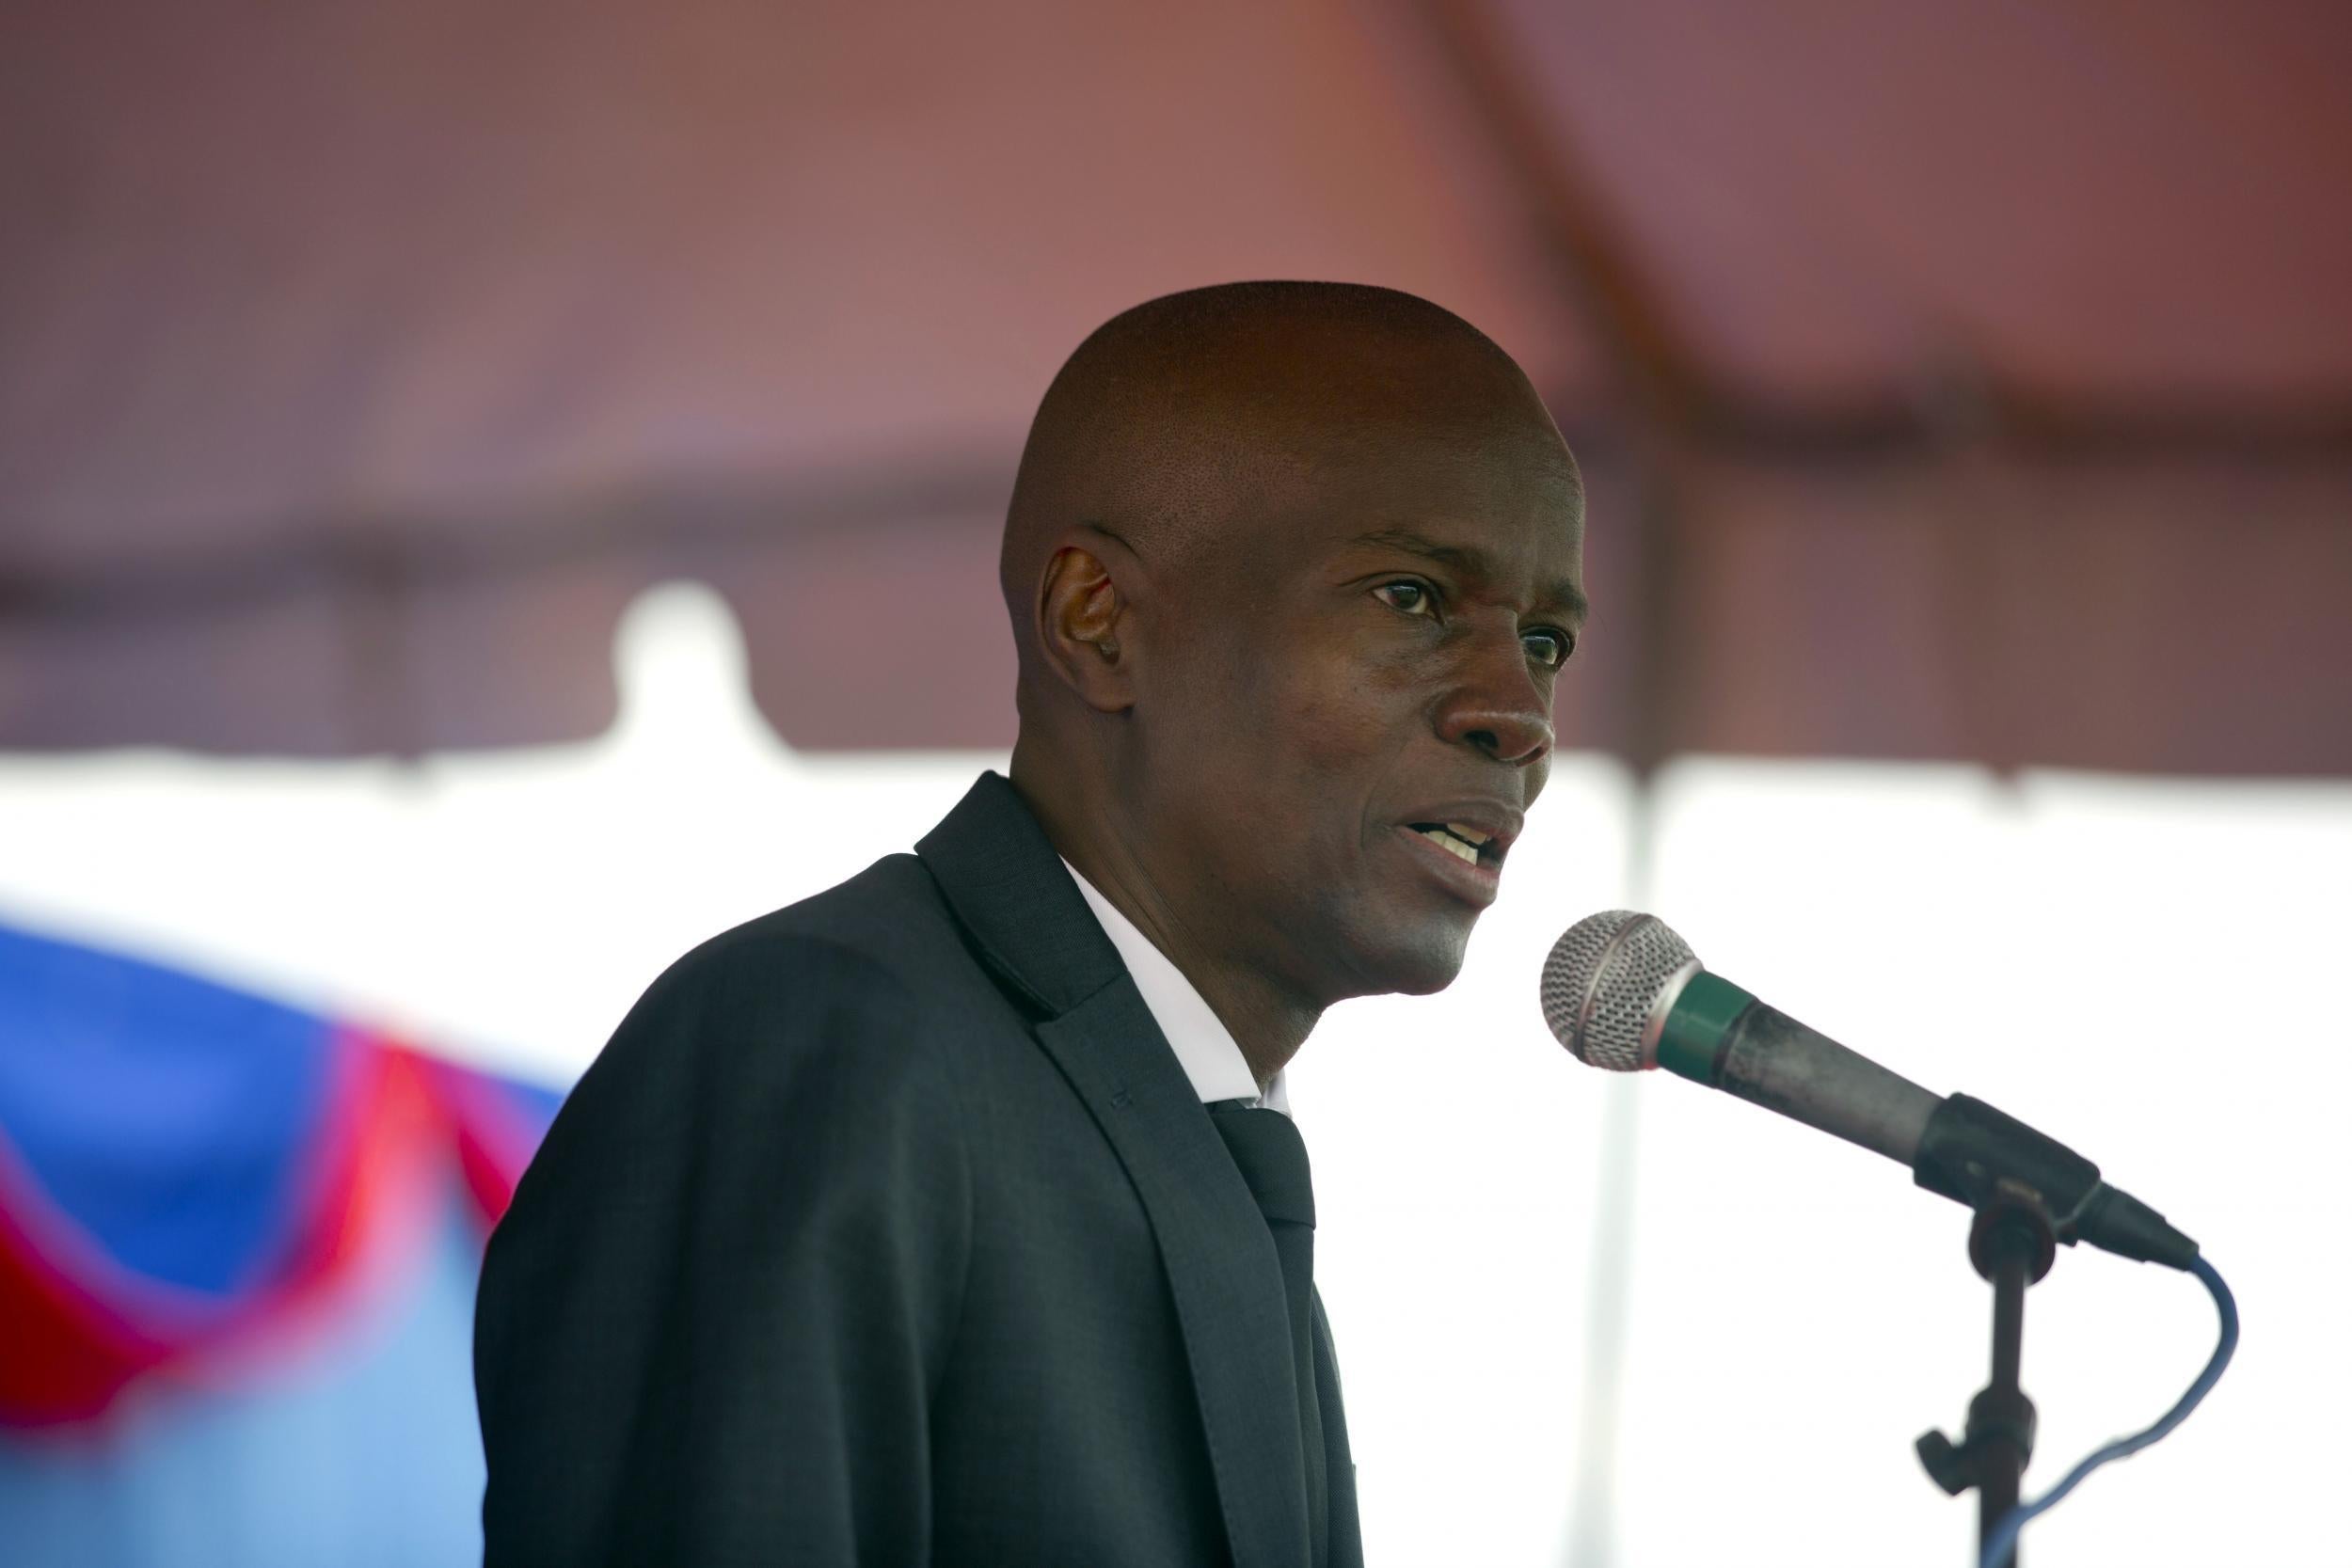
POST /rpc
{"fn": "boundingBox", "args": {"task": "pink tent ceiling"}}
[4,0,2347,772]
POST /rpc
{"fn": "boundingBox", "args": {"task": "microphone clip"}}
[1914,1093,2200,1271]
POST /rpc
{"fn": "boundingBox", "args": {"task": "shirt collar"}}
[1059,858,1290,1116]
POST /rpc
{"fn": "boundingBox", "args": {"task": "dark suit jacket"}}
[476,771,1362,1567]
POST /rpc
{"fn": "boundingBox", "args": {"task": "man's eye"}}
[1522,628,1572,669]
[1374,581,1436,616]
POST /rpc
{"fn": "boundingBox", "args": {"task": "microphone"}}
[1540,911,2199,1271]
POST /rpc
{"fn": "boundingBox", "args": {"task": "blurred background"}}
[4,2,2349,1564]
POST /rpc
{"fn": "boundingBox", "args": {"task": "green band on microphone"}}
[1657,971,1755,1084]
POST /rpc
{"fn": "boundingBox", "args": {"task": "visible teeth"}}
[1444,823,1492,846]
[1419,827,1481,865]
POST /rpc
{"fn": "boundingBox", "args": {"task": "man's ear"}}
[1033,527,1143,714]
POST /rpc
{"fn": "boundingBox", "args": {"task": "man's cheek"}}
[1522,755,1552,809]
[1280,657,1400,776]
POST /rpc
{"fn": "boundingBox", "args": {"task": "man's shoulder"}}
[696,848,939,969]
[644,848,990,1030]
[547,851,1004,1158]
[590,847,1031,1098]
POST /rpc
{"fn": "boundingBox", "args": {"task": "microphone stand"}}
[1915,1186,2056,1568]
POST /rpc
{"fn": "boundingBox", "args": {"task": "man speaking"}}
[474,281,1589,1566]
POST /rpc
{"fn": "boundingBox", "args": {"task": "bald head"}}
[1000,279,1586,1071]
[1000,280,1576,680]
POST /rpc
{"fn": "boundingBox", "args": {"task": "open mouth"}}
[1406,821,1499,869]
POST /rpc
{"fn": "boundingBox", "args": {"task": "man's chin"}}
[1343,922,1474,998]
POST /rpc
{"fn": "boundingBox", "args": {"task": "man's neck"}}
[1010,759,1320,1087]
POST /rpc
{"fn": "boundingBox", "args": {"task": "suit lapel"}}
[1312,1293,1363,1568]
[1034,988,1313,1568]
[918,773,1312,1568]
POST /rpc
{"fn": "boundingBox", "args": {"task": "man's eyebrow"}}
[1349,528,1590,625]
[1353,528,1480,572]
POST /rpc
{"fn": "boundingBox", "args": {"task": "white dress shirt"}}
[1060,858,1290,1116]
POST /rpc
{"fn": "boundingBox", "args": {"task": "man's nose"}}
[1434,633,1554,768]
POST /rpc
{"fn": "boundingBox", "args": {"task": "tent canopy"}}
[5,0,2347,772]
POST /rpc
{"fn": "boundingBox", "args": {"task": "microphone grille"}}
[1540,910,1700,1072]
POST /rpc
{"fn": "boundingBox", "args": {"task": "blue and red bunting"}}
[0,921,563,1426]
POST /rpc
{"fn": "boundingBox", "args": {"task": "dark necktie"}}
[1207,1101,1329,1568]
